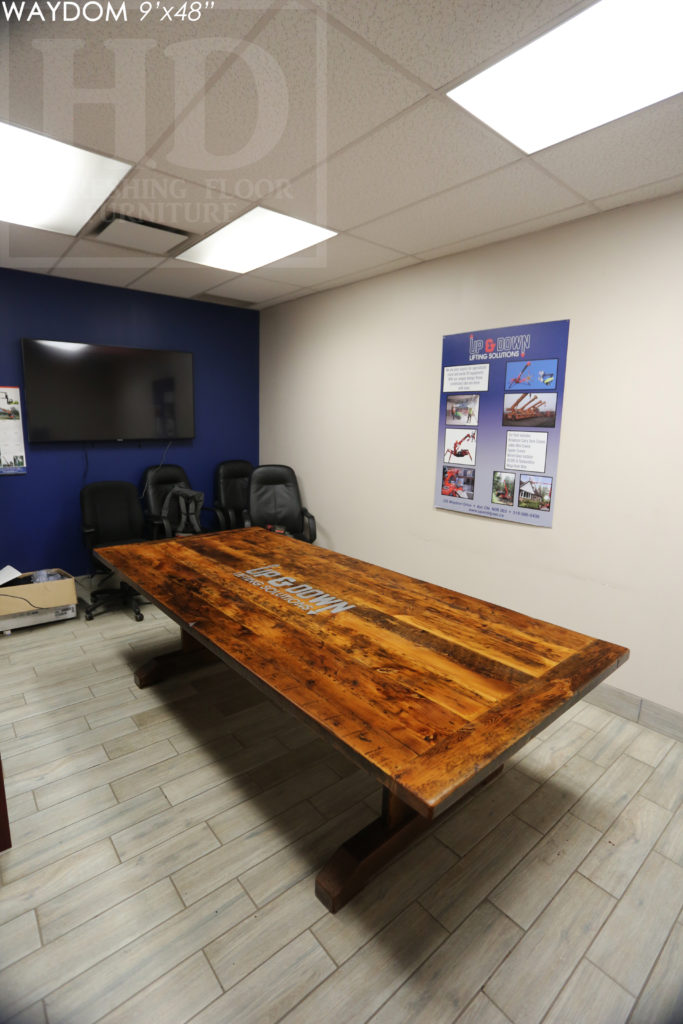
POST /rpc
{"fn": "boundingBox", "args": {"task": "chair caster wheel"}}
[135,610,144,622]
[85,610,93,621]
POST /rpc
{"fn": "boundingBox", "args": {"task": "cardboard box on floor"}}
[0,569,77,632]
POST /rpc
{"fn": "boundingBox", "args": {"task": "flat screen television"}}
[21,338,195,442]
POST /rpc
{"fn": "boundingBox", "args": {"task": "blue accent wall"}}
[0,268,259,574]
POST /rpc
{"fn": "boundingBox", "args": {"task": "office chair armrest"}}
[144,513,168,539]
[205,504,243,531]
[301,509,316,544]
[81,525,96,550]
[229,505,248,528]
[208,504,227,531]
[227,508,243,529]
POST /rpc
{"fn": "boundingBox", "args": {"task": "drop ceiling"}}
[1,0,681,310]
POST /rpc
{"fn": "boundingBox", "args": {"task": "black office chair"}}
[213,459,253,529]
[141,464,204,538]
[245,464,316,542]
[80,480,145,621]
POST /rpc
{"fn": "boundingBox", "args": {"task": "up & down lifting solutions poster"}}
[434,320,569,527]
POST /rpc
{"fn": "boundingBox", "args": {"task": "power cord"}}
[0,592,45,610]
[140,440,173,500]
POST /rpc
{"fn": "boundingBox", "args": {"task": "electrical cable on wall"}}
[140,440,173,500]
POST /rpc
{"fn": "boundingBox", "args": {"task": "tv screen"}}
[21,338,195,442]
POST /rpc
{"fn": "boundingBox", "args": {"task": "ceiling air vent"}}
[94,214,189,254]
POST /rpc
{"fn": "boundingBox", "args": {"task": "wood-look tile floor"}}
[1,605,682,1024]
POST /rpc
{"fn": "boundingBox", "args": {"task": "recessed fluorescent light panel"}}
[179,207,337,274]
[0,122,131,235]
[447,0,683,153]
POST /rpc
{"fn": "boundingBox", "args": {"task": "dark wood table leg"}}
[315,788,430,913]
[0,755,12,852]
[315,765,504,913]
[134,628,219,688]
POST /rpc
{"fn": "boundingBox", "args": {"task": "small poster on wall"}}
[0,386,27,474]
[434,320,569,527]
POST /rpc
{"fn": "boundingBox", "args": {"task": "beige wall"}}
[260,192,683,714]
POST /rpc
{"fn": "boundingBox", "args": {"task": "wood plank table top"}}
[97,528,629,819]
[97,528,628,910]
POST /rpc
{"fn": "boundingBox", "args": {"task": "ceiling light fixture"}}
[0,121,131,235]
[447,0,683,153]
[178,207,337,274]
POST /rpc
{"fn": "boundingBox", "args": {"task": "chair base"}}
[81,578,144,622]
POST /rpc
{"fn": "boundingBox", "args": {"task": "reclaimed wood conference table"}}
[97,527,629,912]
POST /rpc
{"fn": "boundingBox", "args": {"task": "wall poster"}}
[434,320,568,527]
[0,386,27,474]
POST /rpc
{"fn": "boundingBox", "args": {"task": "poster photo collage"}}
[440,358,559,515]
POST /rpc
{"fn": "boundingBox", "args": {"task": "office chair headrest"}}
[251,464,297,486]
[147,464,189,486]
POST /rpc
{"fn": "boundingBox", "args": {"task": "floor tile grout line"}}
[2,880,184,1020]
[483,870,621,1014]
[7,785,169,869]
[620,914,682,1023]
[582,852,681,1002]
[476,989,516,1024]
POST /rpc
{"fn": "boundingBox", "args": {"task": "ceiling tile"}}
[103,169,250,236]
[50,263,159,289]
[0,224,73,271]
[51,239,162,287]
[592,174,683,213]
[533,95,683,201]
[206,275,306,304]
[416,204,596,262]
[281,255,423,298]
[266,97,521,230]
[128,260,235,299]
[255,292,314,310]
[352,161,586,253]
[316,0,596,89]
[248,233,416,287]
[153,2,428,198]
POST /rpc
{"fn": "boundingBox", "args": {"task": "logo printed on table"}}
[234,564,355,616]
